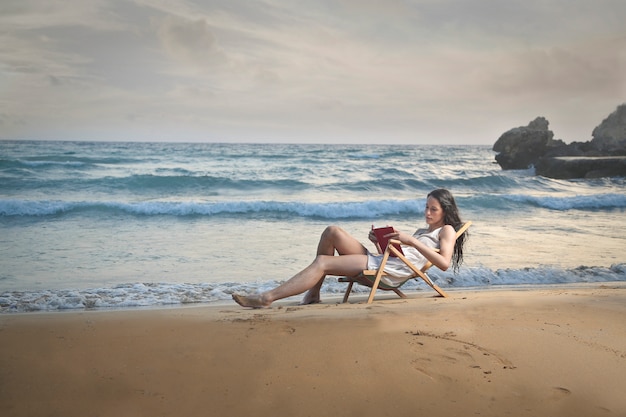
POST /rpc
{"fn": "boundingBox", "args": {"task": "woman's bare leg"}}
[301,226,368,304]
[233,226,368,308]
[233,254,368,308]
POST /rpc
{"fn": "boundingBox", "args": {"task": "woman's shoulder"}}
[414,225,452,237]
[440,224,457,238]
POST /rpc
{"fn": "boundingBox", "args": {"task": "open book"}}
[373,226,404,257]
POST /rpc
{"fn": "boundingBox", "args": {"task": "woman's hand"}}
[383,229,410,244]
[368,227,378,245]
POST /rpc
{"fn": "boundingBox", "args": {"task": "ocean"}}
[1,140,624,312]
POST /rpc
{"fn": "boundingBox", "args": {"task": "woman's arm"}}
[388,225,457,271]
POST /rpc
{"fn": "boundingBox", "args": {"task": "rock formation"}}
[492,104,626,179]
[492,117,561,170]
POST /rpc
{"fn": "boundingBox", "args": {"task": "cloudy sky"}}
[1,0,624,144]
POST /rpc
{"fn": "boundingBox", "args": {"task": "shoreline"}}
[1,282,625,416]
[3,280,626,315]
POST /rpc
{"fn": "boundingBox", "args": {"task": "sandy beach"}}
[1,283,625,417]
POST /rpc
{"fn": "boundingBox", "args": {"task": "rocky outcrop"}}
[492,104,626,178]
[492,117,562,169]
[590,104,626,153]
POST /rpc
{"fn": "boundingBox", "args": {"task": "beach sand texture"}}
[1,284,625,417]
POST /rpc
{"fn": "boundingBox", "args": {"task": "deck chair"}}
[339,221,471,304]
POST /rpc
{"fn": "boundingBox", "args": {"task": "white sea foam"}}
[1,264,624,313]
[2,192,625,219]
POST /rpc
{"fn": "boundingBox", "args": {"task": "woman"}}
[232,189,466,308]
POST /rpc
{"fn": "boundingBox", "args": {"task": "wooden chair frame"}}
[339,222,471,304]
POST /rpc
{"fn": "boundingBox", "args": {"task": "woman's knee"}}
[320,225,367,256]
[321,225,343,240]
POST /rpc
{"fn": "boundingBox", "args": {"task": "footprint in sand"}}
[407,330,515,383]
[281,325,296,334]
[548,386,572,401]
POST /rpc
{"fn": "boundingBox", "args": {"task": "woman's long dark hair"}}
[427,189,467,272]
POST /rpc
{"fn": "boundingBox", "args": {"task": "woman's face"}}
[424,196,445,228]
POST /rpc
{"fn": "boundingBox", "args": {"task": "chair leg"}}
[342,281,354,303]
[414,271,448,297]
[431,283,448,298]
[392,288,407,298]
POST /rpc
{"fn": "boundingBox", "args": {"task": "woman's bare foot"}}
[299,298,321,305]
[300,292,321,305]
[232,293,271,308]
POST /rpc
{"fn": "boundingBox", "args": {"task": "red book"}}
[373,226,404,257]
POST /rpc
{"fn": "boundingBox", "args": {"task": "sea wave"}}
[0,156,145,168]
[1,264,623,312]
[1,170,509,194]
[503,193,626,210]
[2,192,624,219]
[0,174,311,194]
[112,175,309,193]
[0,198,426,219]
